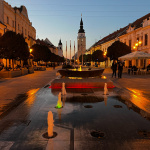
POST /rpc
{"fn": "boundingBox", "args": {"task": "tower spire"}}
[78,14,85,33]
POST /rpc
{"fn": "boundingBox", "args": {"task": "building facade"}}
[0,0,36,47]
[89,13,150,68]
[77,16,86,63]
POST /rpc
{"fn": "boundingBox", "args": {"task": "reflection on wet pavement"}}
[127,88,150,114]
[0,87,150,149]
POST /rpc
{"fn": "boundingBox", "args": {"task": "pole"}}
[70,40,71,65]
[74,41,75,66]
[66,41,67,65]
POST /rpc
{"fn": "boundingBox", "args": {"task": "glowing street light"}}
[30,48,33,53]
[133,41,142,51]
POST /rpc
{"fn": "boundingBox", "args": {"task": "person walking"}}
[111,60,117,78]
[118,61,123,78]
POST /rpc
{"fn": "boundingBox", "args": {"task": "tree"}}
[107,41,131,60]
[0,31,29,69]
[92,50,105,62]
[31,44,51,63]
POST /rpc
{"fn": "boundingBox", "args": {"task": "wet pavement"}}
[0,67,150,150]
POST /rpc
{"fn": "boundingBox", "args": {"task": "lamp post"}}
[103,51,107,68]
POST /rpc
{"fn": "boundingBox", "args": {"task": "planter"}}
[0,70,22,78]
[28,68,34,74]
[21,68,28,75]
[34,66,46,71]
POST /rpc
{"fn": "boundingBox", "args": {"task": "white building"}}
[77,16,86,63]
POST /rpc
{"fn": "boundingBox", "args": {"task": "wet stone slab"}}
[0,88,150,149]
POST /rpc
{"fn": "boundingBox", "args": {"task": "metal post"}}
[66,41,67,65]
[70,40,71,65]
[74,41,75,66]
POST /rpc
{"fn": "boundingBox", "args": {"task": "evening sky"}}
[5,0,150,58]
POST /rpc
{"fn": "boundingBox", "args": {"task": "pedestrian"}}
[118,61,123,78]
[111,60,117,78]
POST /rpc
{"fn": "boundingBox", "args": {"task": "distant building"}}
[77,16,86,62]
[0,0,36,47]
[58,39,63,57]
[36,38,58,55]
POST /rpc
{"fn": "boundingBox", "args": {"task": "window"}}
[7,16,9,24]
[137,37,139,41]
[25,29,26,35]
[141,36,143,46]
[129,40,132,48]
[18,24,19,30]
[145,34,148,46]
[12,20,14,27]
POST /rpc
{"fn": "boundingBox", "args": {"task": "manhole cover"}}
[43,132,57,139]
[138,130,150,138]
[114,105,122,108]
[91,131,105,138]
[84,105,93,108]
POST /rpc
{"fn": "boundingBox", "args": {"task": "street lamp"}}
[29,48,33,67]
[133,41,142,51]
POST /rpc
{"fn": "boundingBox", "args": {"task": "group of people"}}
[111,60,124,78]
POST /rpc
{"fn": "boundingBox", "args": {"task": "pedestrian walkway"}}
[103,67,150,113]
[0,67,61,116]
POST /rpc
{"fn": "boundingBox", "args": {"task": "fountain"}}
[58,67,104,78]
[51,66,114,89]
[62,82,66,96]
[56,92,63,108]
[47,111,54,137]
[104,83,109,95]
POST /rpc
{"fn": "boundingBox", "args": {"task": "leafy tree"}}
[31,44,51,63]
[0,31,29,69]
[107,41,131,60]
[92,50,105,62]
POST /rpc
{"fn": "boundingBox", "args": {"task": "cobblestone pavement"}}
[0,67,61,116]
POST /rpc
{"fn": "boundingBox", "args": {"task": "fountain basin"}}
[58,68,104,78]
[50,77,114,89]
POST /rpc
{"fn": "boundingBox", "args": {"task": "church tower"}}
[77,15,86,63]
[58,39,63,57]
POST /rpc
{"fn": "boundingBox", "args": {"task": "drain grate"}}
[44,84,50,88]
[84,105,93,108]
[91,130,105,138]
[114,105,122,108]
[138,130,150,138]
